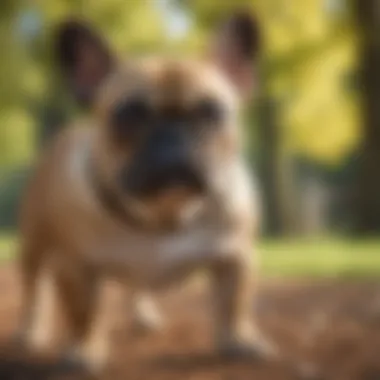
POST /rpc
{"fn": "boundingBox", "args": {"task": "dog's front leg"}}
[130,291,164,334]
[19,261,62,353]
[211,250,274,360]
[55,262,112,374]
[65,283,113,374]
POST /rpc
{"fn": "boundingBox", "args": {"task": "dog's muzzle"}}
[120,129,206,198]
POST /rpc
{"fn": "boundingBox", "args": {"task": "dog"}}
[15,10,271,374]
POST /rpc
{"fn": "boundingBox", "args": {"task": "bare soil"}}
[0,265,380,380]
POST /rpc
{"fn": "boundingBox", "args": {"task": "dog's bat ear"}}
[210,10,261,99]
[54,18,115,107]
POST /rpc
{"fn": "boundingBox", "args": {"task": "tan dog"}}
[16,11,270,374]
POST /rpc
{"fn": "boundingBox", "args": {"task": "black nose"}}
[121,130,205,196]
[147,128,186,167]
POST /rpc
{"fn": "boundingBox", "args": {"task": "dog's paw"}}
[56,353,89,375]
[7,328,53,357]
[218,337,278,362]
[56,349,105,379]
[7,331,26,351]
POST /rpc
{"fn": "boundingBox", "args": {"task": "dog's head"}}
[55,11,260,229]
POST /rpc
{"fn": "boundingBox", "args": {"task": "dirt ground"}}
[0,265,380,380]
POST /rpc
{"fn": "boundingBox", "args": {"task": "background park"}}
[0,1,380,379]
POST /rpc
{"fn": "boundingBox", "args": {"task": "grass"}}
[1,233,380,277]
[260,237,380,277]
[0,232,17,261]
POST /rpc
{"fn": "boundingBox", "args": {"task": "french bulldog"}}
[16,10,271,374]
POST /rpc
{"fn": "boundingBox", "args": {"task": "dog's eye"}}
[111,98,152,137]
[192,99,224,124]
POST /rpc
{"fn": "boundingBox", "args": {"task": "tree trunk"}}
[353,0,380,234]
[257,97,300,236]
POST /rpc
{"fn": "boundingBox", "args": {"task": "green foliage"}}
[0,0,361,228]
[0,0,360,169]
[0,0,173,170]
[0,1,176,225]
[187,0,359,165]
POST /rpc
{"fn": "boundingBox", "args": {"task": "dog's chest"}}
[64,132,254,285]
[87,222,236,285]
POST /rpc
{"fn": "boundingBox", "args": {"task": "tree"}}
[352,0,380,234]
[0,0,172,163]
[183,0,358,235]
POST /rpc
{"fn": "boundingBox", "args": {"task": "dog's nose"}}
[121,130,205,197]
[148,129,185,168]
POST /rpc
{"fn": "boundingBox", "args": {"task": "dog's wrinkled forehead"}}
[96,57,237,115]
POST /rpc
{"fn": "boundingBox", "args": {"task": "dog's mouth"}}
[122,159,207,199]
[115,159,208,229]
[91,170,205,231]
[122,187,206,230]
[90,149,208,230]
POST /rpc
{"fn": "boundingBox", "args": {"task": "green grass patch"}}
[0,233,380,277]
[0,231,16,261]
[259,237,380,277]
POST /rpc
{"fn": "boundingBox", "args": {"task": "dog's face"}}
[55,12,260,228]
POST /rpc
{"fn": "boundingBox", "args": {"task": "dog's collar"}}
[88,162,143,229]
